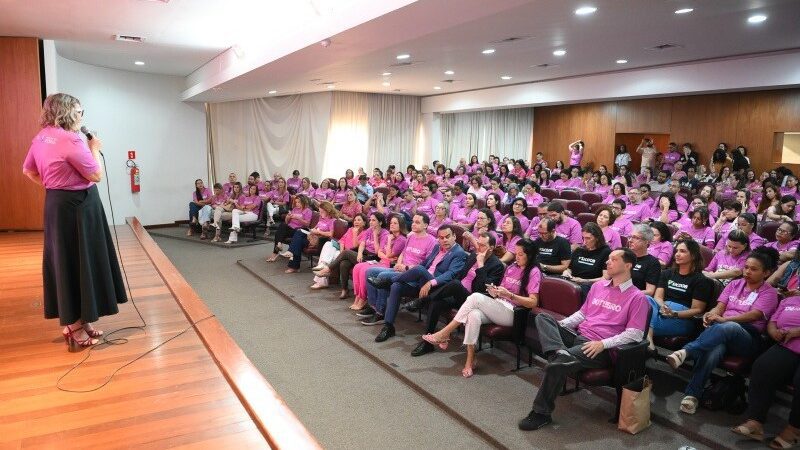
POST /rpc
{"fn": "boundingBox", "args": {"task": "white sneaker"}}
[680,395,698,414]
[225,231,238,244]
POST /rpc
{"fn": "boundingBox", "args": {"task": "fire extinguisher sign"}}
[128,150,136,159]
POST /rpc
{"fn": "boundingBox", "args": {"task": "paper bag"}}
[618,376,652,434]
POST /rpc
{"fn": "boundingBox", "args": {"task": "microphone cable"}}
[57,151,215,393]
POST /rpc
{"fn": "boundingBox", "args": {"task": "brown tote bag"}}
[618,376,652,434]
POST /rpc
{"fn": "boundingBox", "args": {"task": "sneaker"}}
[361,314,385,326]
[518,411,552,431]
[225,231,238,244]
[680,395,698,414]
[355,306,376,318]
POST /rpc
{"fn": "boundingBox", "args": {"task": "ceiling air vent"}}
[388,61,424,68]
[439,79,460,84]
[489,35,534,44]
[646,43,684,51]
[531,63,559,68]
[115,35,145,43]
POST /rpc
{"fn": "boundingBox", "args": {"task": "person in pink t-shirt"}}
[648,221,674,267]
[517,248,648,430]
[267,195,312,261]
[674,207,716,248]
[766,221,800,263]
[225,184,262,244]
[428,203,452,237]
[22,93,128,349]
[547,202,583,249]
[595,206,622,249]
[312,213,367,291]
[339,189,363,222]
[609,200,634,237]
[450,193,479,230]
[187,179,213,235]
[568,140,584,167]
[668,247,780,415]
[424,239,542,378]
[285,201,340,273]
[333,177,350,205]
[705,230,749,286]
[732,294,800,446]
[312,178,334,203]
[197,183,228,239]
[349,214,407,306]
[497,215,525,264]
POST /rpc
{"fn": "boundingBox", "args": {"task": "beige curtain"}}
[367,94,420,171]
[440,107,533,167]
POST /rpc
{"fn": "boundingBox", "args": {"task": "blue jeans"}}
[384,266,434,325]
[647,296,695,337]
[287,229,308,269]
[682,321,758,398]
[365,266,398,313]
[189,202,201,222]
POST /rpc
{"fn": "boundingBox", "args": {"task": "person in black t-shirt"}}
[563,222,611,299]
[628,223,661,296]
[534,218,571,275]
[647,239,713,349]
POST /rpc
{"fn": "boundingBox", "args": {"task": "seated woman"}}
[735,189,757,214]
[715,212,766,252]
[451,193,479,230]
[297,177,315,198]
[461,208,498,252]
[285,201,339,274]
[349,214,407,309]
[757,185,780,217]
[485,193,504,226]
[197,183,227,240]
[333,177,349,206]
[319,212,386,299]
[500,197,530,232]
[211,182,242,242]
[595,206,622,249]
[226,184,262,244]
[647,193,681,223]
[339,189,363,223]
[601,182,628,205]
[265,177,290,229]
[731,294,800,448]
[674,206,716,248]
[311,213,366,290]
[552,172,571,191]
[421,239,541,378]
[767,221,800,264]
[497,215,524,264]
[467,176,487,199]
[562,222,611,299]
[188,179,213,236]
[428,203,452,236]
[522,181,544,207]
[312,178,334,203]
[704,229,750,285]
[267,194,312,260]
[765,195,799,223]
[648,221,675,267]
[667,247,780,415]
[647,239,713,350]
[594,173,612,197]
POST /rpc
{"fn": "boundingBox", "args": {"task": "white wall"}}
[56,55,207,226]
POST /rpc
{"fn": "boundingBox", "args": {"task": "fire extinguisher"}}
[127,160,140,193]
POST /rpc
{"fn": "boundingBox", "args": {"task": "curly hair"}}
[40,93,82,131]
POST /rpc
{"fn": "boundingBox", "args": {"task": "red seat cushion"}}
[720,356,753,375]
[579,368,612,385]
[654,335,692,350]
[482,324,512,340]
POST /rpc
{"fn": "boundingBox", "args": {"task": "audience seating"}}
[526,276,583,354]
[541,188,559,201]
[590,203,606,215]
[699,245,714,268]
[550,198,569,209]
[303,218,349,266]
[757,221,780,242]
[559,190,581,201]
[581,192,603,205]
[479,306,533,370]
[450,224,467,248]
[566,200,590,216]
[524,206,537,220]
[576,213,596,228]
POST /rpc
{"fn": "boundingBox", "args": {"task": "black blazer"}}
[457,252,505,294]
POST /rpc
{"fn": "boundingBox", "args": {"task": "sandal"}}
[771,427,800,449]
[422,333,450,350]
[462,362,477,378]
[731,421,764,442]
[266,254,279,262]
[680,395,698,415]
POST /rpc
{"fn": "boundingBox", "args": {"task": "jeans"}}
[287,229,308,269]
[189,202,201,222]
[365,266,398,313]
[682,321,758,398]
[384,266,433,325]
[647,296,695,337]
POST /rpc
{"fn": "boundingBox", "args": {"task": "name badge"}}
[743,291,759,306]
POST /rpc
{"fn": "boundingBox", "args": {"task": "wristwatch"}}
[672,311,679,318]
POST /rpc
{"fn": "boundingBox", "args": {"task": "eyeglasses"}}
[777,228,791,234]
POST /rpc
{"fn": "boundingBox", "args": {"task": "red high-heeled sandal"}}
[63,326,98,349]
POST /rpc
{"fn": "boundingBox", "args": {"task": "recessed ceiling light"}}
[500,75,512,80]
[616,59,628,64]
[382,72,392,76]
[747,14,767,23]
[396,53,410,60]
[327,84,335,89]
[268,90,277,94]
[482,48,496,55]
[574,6,597,15]
[674,8,693,14]
[134,61,145,65]
[382,81,390,87]
[553,49,566,56]
[444,70,455,75]
[433,86,442,90]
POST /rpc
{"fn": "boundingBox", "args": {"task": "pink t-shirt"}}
[210,192,228,207]
[340,227,362,250]
[359,228,388,254]
[313,188,334,202]
[451,206,478,224]
[333,190,349,204]
[401,232,437,267]
[500,213,530,232]
[610,217,633,237]
[315,217,335,233]
[678,224,716,247]
[648,240,674,265]
[416,197,438,216]
[380,234,407,263]
[718,278,779,332]
[578,279,649,341]
[714,230,767,252]
[498,234,522,253]
[766,240,800,253]
[461,261,480,292]
[271,190,290,204]
[772,296,800,354]
[340,202,363,219]
[602,227,622,249]
[602,194,628,205]
[397,199,416,215]
[287,177,302,190]
[648,208,679,223]
[706,250,748,273]
[237,195,262,215]
[569,147,583,166]
[23,127,100,190]
[287,207,312,229]
[556,217,583,245]
[567,178,585,190]
[427,216,452,236]
[193,187,213,202]
[662,151,681,171]
[499,264,542,308]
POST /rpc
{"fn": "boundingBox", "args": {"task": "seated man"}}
[410,232,505,356]
[534,218,571,276]
[519,248,650,431]
[366,226,467,342]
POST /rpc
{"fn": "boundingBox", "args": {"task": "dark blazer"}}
[421,243,468,286]
[457,252,505,294]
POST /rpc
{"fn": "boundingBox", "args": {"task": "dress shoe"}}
[402,297,425,312]
[411,341,435,357]
[367,276,392,289]
[374,324,395,342]
[518,411,552,431]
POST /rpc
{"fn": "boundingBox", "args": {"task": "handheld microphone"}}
[80,126,103,156]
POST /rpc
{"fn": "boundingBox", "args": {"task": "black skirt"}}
[43,185,128,325]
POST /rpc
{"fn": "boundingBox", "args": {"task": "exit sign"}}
[127,150,136,159]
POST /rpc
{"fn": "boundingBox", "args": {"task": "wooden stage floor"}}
[0,228,271,449]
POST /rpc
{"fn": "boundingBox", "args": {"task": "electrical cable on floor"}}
[57,152,214,393]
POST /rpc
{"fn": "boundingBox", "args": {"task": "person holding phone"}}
[637,137,658,173]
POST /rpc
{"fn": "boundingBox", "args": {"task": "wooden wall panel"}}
[615,98,672,134]
[0,37,43,230]
[532,88,800,175]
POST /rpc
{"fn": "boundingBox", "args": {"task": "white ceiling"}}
[2,0,799,102]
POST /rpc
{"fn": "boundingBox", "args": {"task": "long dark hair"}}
[583,222,608,248]
[650,221,673,243]
[478,207,497,230]
[194,179,205,200]
[672,239,703,273]
[502,215,524,241]
[516,238,540,296]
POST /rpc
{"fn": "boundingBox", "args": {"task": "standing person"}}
[518,248,649,431]
[662,142,682,173]
[568,140,584,168]
[614,144,631,172]
[679,143,700,170]
[637,137,658,173]
[21,93,127,348]
[712,142,731,174]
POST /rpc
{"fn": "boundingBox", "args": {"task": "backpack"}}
[701,375,747,414]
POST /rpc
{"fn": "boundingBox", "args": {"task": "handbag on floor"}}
[618,375,652,435]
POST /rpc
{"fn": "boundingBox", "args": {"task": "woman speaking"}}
[22,93,127,350]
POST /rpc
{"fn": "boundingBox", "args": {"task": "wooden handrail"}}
[126,217,321,450]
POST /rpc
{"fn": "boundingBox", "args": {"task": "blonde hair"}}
[40,93,81,131]
[318,201,340,219]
